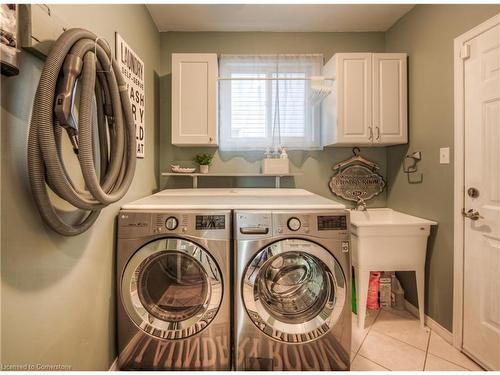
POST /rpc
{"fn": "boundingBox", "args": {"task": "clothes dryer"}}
[117,210,231,370]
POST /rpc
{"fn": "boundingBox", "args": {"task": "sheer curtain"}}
[218,54,323,151]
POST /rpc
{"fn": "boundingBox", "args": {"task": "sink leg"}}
[355,267,370,330]
[415,269,425,328]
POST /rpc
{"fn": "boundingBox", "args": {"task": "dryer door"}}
[242,239,346,343]
[122,238,223,340]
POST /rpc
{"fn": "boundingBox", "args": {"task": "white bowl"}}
[171,165,196,173]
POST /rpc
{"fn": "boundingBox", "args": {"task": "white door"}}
[336,53,373,144]
[462,20,500,371]
[171,53,218,146]
[372,53,408,145]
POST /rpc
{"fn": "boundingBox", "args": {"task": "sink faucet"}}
[356,197,367,211]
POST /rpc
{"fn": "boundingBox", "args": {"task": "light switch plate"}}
[440,147,450,164]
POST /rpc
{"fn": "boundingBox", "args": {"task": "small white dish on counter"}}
[170,165,196,173]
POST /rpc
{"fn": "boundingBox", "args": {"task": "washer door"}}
[122,238,223,340]
[242,239,346,343]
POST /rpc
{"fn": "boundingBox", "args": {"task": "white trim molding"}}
[453,12,500,351]
[404,300,453,344]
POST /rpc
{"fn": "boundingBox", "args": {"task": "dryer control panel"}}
[118,210,231,239]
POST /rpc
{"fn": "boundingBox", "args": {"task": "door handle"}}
[368,126,373,141]
[462,208,484,221]
[376,126,380,141]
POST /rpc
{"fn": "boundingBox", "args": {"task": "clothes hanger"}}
[333,147,380,171]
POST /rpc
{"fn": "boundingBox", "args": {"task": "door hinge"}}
[460,44,470,60]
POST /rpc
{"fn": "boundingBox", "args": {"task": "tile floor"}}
[350,308,484,371]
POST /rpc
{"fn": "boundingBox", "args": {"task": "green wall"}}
[385,4,500,331]
[159,32,388,206]
[0,5,160,370]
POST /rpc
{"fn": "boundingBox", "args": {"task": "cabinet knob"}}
[368,126,373,141]
[376,126,380,141]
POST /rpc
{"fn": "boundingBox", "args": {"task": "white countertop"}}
[122,188,345,210]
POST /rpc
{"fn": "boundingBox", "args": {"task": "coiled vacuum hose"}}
[28,28,136,236]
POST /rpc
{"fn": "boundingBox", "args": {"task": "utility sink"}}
[349,208,437,329]
[350,208,437,237]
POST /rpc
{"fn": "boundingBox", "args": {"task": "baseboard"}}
[109,357,118,371]
[404,300,453,344]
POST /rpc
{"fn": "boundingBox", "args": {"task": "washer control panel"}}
[287,217,302,231]
[273,210,350,238]
[234,210,350,240]
[275,213,311,235]
[317,215,347,231]
[235,211,272,239]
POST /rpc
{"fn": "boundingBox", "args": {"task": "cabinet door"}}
[372,53,407,145]
[172,53,218,146]
[336,53,373,144]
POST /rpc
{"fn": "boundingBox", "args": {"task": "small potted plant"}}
[194,153,213,174]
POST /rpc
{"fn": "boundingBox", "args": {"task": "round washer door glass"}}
[122,238,223,340]
[242,239,346,343]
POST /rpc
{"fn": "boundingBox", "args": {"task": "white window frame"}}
[219,55,322,151]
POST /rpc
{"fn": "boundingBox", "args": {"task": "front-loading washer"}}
[116,210,231,370]
[234,210,351,371]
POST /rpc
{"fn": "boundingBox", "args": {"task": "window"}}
[219,55,323,151]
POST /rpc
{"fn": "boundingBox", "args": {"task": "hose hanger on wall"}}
[329,147,385,203]
[27,28,136,236]
[403,151,423,184]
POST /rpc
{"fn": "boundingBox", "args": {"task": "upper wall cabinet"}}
[321,53,407,147]
[172,53,218,146]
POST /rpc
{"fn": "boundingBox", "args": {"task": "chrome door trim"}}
[121,237,223,340]
[241,238,346,343]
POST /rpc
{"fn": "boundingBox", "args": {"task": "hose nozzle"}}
[54,53,82,132]
[66,129,79,154]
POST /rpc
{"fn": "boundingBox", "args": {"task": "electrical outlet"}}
[440,147,450,164]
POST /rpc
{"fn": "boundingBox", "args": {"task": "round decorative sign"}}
[329,164,386,202]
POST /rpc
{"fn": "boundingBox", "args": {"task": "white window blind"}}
[219,54,323,151]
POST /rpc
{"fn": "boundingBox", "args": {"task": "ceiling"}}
[146,4,415,33]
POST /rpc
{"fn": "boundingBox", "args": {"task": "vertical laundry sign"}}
[115,33,145,158]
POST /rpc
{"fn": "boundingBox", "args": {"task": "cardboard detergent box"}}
[379,272,394,307]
